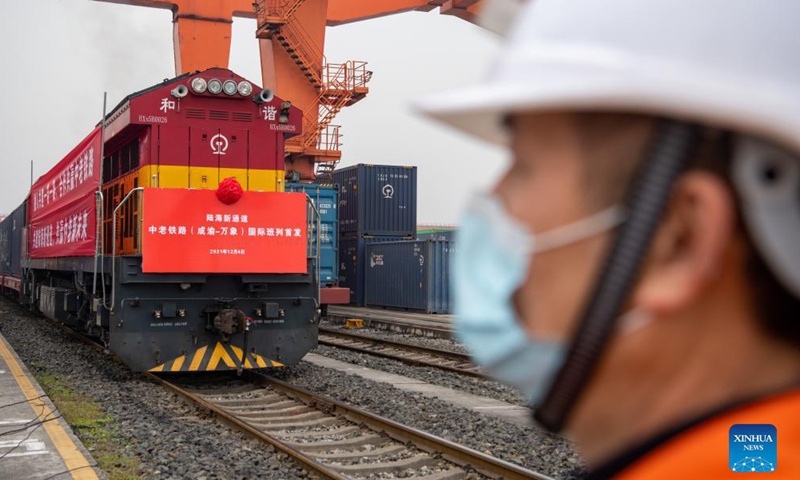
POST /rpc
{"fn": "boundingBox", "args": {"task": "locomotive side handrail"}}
[95,92,109,306]
[305,194,322,309]
[93,189,104,297]
[111,187,144,312]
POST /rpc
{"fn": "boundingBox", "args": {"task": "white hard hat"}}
[420,0,800,154]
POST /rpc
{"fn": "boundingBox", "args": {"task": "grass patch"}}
[30,364,142,480]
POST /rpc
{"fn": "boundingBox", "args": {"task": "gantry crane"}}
[91,0,486,181]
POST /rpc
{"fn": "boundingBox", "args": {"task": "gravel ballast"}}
[321,320,467,354]
[0,298,304,480]
[313,344,526,406]
[319,320,530,405]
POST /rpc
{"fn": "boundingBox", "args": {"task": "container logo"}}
[419,254,425,266]
[382,184,394,199]
[370,253,384,268]
[729,424,777,472]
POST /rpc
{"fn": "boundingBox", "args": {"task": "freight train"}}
[0,68,324,373]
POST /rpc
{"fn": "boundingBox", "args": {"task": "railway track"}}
[44,319,550,480]
[319,328,484,378]
[154,371,551,480]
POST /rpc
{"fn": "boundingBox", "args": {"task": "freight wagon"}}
[0,203,27,294]
[0,69,324,373]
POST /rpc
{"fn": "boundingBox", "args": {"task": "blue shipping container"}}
[338,235,408,306]
[364,240,454,314]
[333,164,417,237]
[417,230,457,242]
[285,183,338,287]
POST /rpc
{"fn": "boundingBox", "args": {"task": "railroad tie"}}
[281,433,389,452]
[254,416,341,430]
[326,454,443,475]
[273,425,361,440]
[224,405,313,418]
[311,443,406,460]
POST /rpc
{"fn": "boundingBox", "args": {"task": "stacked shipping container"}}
[285,183,339,287]
[417,230,457,241]
[334,164,417,305]
[364,239,454,313]
[339,235,408,306]
[336,164,417,237]
[417,224,457,239]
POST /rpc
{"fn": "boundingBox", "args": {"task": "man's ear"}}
[632,171,736,314]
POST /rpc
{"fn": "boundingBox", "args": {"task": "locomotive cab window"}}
[103,135,140,183]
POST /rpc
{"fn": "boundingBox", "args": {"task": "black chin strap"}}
[534,120,703,432]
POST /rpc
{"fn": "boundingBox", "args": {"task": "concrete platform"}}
[304,353,533,427]
[325,306,453,339]
[0,333,102,480]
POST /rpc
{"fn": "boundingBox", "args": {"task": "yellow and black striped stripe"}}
[150,342,284,372]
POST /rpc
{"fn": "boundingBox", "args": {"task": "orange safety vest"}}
[608,390,800,479]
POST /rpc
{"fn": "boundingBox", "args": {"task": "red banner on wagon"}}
[28,127,101,258]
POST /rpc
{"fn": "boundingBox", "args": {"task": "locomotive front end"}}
[101,69,316,372]
[110,184,319,373]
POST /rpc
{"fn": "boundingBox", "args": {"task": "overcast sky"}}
[0,0,507,224]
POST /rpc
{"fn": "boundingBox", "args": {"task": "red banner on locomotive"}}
[142,189,307,273]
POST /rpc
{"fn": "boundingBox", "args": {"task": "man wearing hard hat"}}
[421,0,800,478]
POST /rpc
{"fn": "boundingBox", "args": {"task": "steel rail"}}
[241,370,552,480]
[145,372,348,480]
[318,328,484,378]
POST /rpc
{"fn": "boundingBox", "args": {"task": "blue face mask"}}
[454,194,625,406]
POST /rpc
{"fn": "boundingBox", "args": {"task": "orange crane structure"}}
[92,0,486,181]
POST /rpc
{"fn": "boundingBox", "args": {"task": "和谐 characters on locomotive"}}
[0,68,323,373]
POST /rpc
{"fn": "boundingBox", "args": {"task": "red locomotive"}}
[0,68,324,372]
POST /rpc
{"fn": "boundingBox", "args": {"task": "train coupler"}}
[213,308,247,341]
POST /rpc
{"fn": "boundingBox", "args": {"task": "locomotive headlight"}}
[237,81,253,97]
[190,77,208,94]
[223,80,237,96]
[208,79,223,95]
